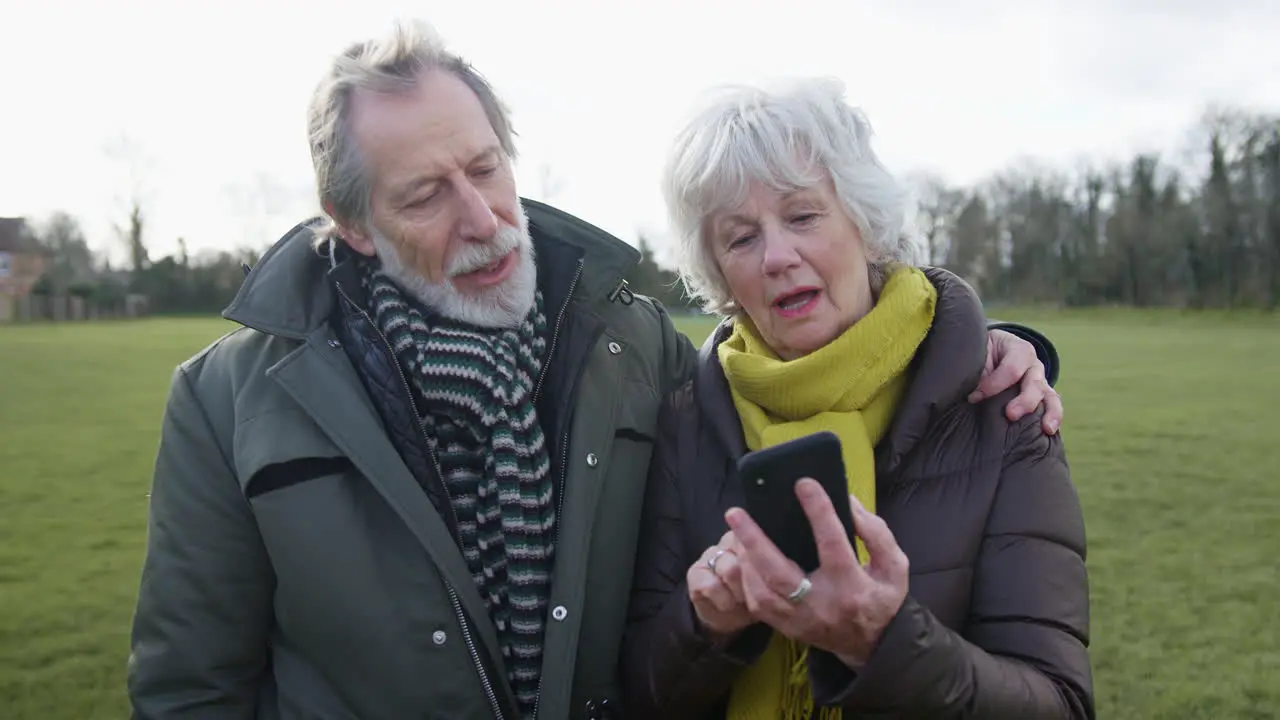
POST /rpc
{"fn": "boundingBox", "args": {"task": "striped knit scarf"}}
[360,264,555,719]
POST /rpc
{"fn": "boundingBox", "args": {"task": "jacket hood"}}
[694,266,989,477]
[221,197,641,339]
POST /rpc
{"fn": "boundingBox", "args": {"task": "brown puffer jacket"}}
[621,268,1094,719]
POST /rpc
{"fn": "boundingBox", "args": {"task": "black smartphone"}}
[736,431,857,573]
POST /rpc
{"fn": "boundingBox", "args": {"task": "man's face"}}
[336,69,536,328]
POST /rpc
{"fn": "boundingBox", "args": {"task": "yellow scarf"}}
[717,266,937,720]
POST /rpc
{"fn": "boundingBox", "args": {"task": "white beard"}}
[370,208,538,329]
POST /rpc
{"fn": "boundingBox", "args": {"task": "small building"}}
[0,217,50,322]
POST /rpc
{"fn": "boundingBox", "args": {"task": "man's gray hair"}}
[307,19,517,244]
[662,76,918,315]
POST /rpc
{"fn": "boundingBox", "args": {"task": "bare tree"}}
[103,133,156,274]
[37,211,98,292]
[947,193,997,295]
[1262,129,1280,308]
[904,171,963,266]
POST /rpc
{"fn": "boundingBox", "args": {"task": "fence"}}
[0,293,150,323]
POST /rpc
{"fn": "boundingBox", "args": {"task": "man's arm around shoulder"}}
[128,361,273,718]
[649,299,699,393]
[987,320,1060,387]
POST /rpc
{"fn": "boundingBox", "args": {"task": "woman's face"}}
[709,175,874,360]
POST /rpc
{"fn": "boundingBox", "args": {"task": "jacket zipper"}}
[531,258,584,720]
[533,258,583,402]
[534,258,583,551]
[533,258,585,554]
[335,283,505,720]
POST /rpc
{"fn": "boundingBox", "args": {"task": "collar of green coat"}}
[222,197,641,340]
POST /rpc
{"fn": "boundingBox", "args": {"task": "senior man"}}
[126,18,1065,720]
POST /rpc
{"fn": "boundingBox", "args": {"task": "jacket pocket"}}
[613,427,655,444]
[233,407,349,498]
[247,456,355,499]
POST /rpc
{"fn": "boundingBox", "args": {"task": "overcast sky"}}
[2,0,1279,265]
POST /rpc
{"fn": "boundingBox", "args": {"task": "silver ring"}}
[785,576,812,604]
[706,548,727,573]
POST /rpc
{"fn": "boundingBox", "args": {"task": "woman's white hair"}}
[663,76,918,315]
[306,19,517,245]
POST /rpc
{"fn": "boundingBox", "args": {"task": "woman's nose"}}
[761,231,802,275]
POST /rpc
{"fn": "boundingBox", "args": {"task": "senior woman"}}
[621,78,1093,720]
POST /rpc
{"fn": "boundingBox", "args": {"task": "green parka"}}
[127,200,695,719]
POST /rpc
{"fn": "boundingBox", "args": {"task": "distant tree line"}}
[28,207,260,316]
[907,107,1280,309]
[625,236,701,313]
[25,104,1280,317]
[625,106,1280,312]
[28,204,685,318]
[22,133,290,319]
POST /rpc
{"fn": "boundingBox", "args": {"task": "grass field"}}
[2,309,1278,718]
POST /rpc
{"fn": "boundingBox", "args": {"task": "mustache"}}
[447,224,525,277]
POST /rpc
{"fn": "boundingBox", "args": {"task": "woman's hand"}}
[687,530,755,643]
[724,478,909,668]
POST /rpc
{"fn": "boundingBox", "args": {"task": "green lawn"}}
[1,310,1277,719]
